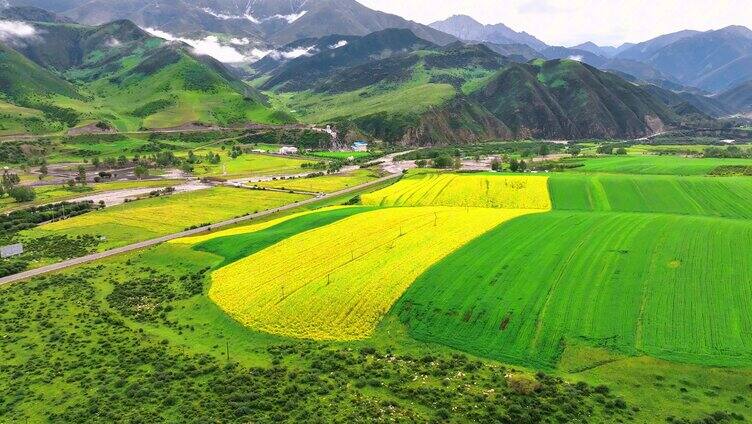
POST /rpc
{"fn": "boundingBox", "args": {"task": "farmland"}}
[392,210,752,368]
[192,206,378,267]
[254,169,382,193]
[548,173,752,218]
[563,155,752,175]
[208,206,538,340]
[361,172,552,209]
[23,187,309,250]
[184,152,313,178]
[4,149,752,422]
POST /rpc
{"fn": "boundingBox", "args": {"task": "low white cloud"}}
[230,37,251,45]
[200,7,307,25]
[0,20,37,41]
[105,38,121,47]
[144,27,175,41]
[567,55,583,61]
[263,45,317,60]
[329,40,348,49]
[201,8,260,24]
[144,27,248,63]
[269,11,308,23]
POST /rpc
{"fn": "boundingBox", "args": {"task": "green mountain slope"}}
[273,42,509,144]
[470,59,680,139]
[718,80,752,114]
[0,42,79,102]
[268,39,704,144]
[1,18,285,133]
[260,28,437,92]
[0,42,84,134]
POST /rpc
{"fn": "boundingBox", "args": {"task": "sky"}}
[358,0,752,47]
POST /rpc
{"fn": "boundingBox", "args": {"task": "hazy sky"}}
[358,0,752,47]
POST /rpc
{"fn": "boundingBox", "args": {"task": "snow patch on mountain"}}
[568,55,584,62]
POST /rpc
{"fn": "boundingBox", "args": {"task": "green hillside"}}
[1,19,285,134]
[266,42,699,145]
[470,59,680,139]
[0,42,83,133]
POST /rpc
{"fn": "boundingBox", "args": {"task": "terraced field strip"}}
[549,174,752,219]
[209,206,539,341]
[192,206,378,267]
[392,211,752,369]
[361,173,551,209]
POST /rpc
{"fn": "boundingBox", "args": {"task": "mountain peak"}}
[429,14,546,51]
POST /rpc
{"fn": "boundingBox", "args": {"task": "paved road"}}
[0,173,401,286]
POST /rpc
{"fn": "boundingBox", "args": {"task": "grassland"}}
[564,155,752,175]
[255,169,381,193]
[361,172,551,210]
[209,206,536,340]
[23,187,309,249]
[278,82,455,123]
[393,210,752,369]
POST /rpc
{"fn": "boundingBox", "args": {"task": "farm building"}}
[279,146,299,155]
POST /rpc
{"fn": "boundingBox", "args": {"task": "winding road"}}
[0,173,401,286]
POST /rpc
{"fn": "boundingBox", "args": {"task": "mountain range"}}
[428,15,546,51]
[1,0,751,143]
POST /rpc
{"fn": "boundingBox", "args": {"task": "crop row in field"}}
[209,206,538,340]
[549,174,752,219]
[26,187,309,249]
[392,210,752,368]
[361,173,551,210]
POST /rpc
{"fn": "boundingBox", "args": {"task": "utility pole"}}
[226,341,230,362]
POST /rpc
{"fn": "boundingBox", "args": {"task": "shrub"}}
[8,186,36,202]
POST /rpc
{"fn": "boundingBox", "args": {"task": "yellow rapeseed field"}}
[27,188,308,249]
[170,206,354,245]
[361,173,551,210]
[209,206,540,340]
